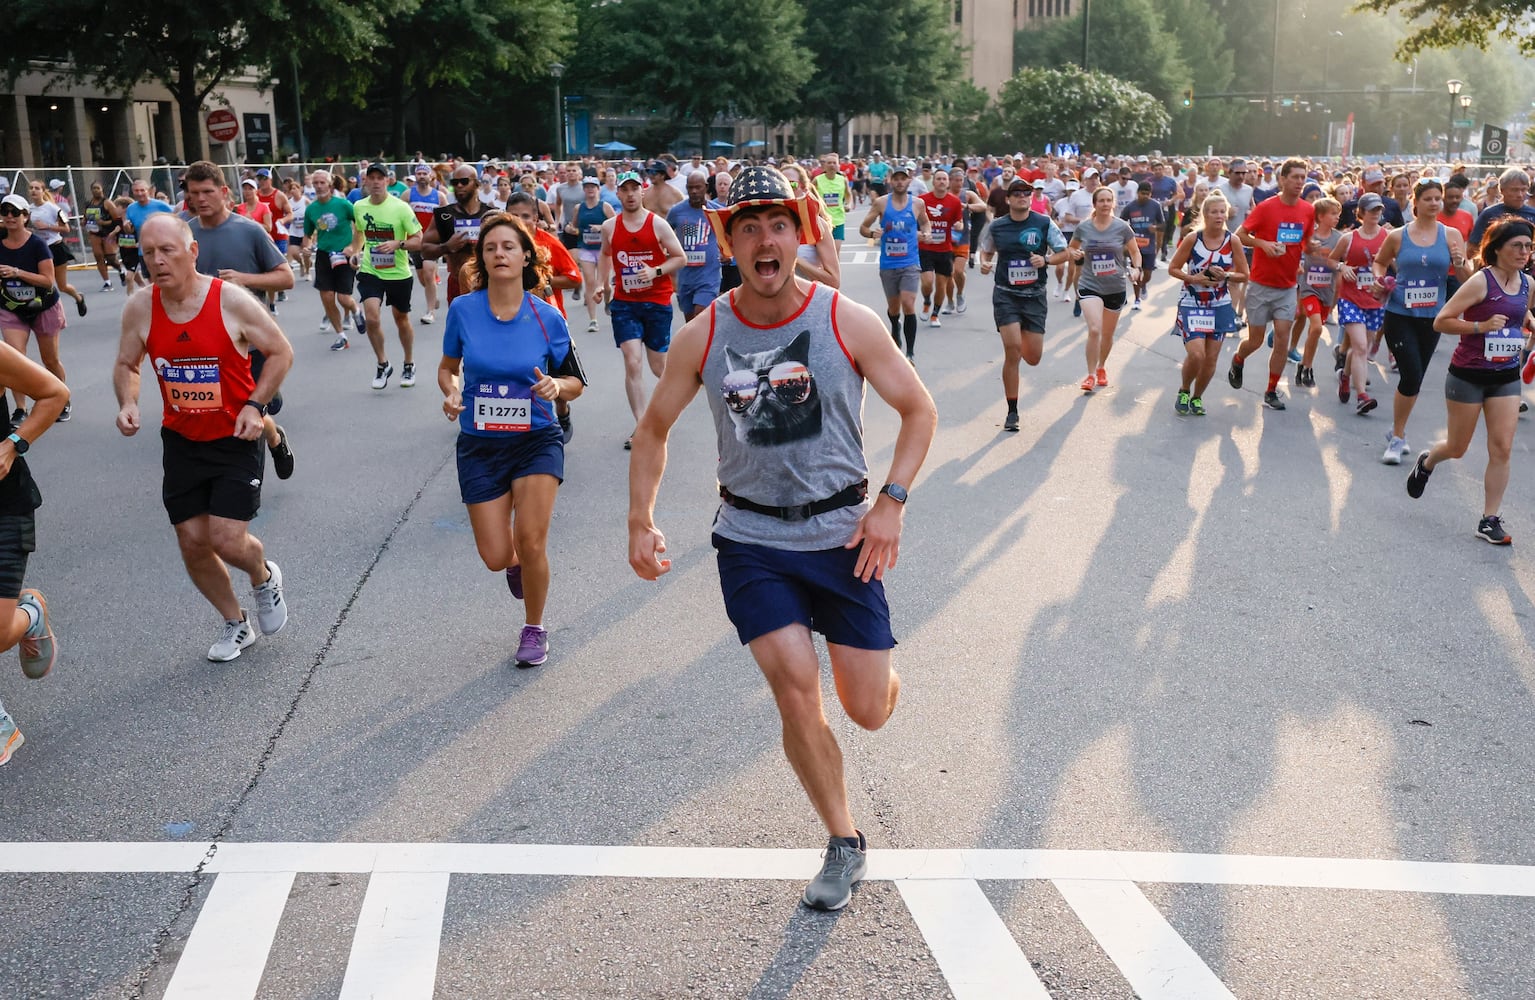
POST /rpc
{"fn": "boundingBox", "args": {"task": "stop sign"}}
[206,109,240,144]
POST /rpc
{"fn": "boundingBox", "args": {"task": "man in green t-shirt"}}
[302,170,360,350]
[347,164,424,390]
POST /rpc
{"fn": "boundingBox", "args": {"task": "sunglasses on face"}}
[0,207,24,217]
[452,177,476,186]
[722,362,814,412]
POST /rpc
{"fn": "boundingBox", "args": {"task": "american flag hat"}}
[704,165,823,259]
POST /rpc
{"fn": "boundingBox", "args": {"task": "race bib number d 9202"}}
[161,361,224,411]
[473,383,532,433]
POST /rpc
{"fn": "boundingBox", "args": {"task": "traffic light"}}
[1182,89,1194,108]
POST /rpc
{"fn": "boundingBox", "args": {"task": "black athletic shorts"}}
[49,242,75,267]
[919,249,953,277]
[1078,288,1128,312]
[0,512,36,601]
[161,427,265,525]
[357,272,413,313]
[314,250,356,295]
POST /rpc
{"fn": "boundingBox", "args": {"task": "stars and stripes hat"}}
[704,165,823,258]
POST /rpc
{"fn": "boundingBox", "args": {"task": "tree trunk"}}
[175,58,206,164]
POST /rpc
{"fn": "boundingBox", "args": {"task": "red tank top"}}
[610,211,674,305]
[1338,227,1388,309]
[146,279,256,441]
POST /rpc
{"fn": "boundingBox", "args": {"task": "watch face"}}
[883,483,907,503]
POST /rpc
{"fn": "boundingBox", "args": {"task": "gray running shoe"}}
[208,615,257,662]
[252,561,288,635]
[802,832,867,911]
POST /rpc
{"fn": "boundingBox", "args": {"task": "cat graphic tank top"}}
[701,282,869,551]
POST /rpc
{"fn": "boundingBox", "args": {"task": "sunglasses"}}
[722,362,814,413]
[451,177,476,185]
[0,207,24,217]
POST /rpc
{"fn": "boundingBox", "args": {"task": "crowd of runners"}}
[1,144,1530,912]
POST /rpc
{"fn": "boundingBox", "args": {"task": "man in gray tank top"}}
[628,166,937,912]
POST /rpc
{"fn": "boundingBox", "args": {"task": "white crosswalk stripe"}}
[839,249,880,264]
[8,843,1535,997]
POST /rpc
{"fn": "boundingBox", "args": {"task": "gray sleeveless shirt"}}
[702,283,869,551]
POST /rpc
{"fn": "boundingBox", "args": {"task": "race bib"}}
[1276,222,1304,245]
[582,226,602,246]
[1007,262,1038,287]
[453,218,481,243]
[118,233,137,249]
[1090,251,1117,276]
[884,238,909,258]
[1135,236,1151,249]
[1185,308,1216,333]
[1484,334,1523,362]
[161,362,224,411]
[620,263,653,292]
[368,244,395,269]
[1403,279,1438,309]
[3,279,35,302]
[329,251,348,268]
[86,220,99,234]
[685,250,706,266]
[472,383,532,432]
[919,227,944,245]
[823,191,840,207]
[1306,265,1333,288]
[1355,266,1374,288]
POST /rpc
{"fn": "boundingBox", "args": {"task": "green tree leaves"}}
[997,68,1170,151]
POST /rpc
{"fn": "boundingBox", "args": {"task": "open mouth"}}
[754,258,780,278]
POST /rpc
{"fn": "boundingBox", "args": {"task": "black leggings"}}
[1383,311,1440,398]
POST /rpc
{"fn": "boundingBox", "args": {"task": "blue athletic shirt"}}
[1386,223,1450,317]
[879,195,921,270]
[124,198,173,235]
[443,291,572,437]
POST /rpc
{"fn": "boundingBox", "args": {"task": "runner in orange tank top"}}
[113,213,297,664]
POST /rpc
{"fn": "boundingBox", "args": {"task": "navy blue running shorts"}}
[712,533,895,650]
[456,426,564,505]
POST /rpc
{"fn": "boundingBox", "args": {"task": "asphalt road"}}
[0,234,1532,1000]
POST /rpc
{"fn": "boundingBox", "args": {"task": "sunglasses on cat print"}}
[721,362,814,413]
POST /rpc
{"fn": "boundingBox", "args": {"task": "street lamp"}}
[1446,79,1462,160]
[550,62,565,159]
[1459,93,1473,159]
[1323,30,1343,90]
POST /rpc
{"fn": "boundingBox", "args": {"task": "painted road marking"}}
[162,871,294,1000]
[10,844,1534,997]
[338,871,451,1000]
[1055,878,1235,1000]
[898,878,1050,1000]
[840,249,879,264]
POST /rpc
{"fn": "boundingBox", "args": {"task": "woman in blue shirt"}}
[438,214,587,668]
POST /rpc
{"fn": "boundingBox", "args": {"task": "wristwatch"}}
[6,432,28,455]
[879,483,908,504]
[243,399,268,417]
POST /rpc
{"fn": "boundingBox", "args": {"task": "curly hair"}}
[461,213,550,293]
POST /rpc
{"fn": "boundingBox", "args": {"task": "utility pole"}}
[1081,0,1090,71]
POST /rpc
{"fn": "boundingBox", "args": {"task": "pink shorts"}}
[0,300,67,337]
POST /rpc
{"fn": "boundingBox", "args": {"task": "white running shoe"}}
[399,363,417,388]
[956,294,967,315]
[372,362,394,390]
[586,319,599,333]
[208,615,257,661]
[929,314,941,328]
[420,311,435,325]
[1382,435,1408,465]
[319,318,332,332]
[252,561,288,635]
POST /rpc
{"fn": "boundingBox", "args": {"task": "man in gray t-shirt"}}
[182,160,296,476]
[552,162,587,249]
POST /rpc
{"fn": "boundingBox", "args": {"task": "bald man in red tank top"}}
[113,213,297,663]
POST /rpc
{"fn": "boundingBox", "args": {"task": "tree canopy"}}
[1354,0,1535,57]
[996,68,1170,152]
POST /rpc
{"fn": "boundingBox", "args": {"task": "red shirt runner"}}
[146,279,256,441]
[610,211,674,306]
[533,228,581,316]
[1243,196,1314,289]
[918,192,963,254]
